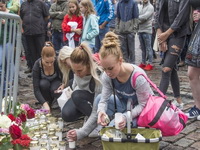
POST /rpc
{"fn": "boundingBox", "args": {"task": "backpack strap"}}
[132,72,167,99]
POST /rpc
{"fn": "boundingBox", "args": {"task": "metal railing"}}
[0,12,22,114]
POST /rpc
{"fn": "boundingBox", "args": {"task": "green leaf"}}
[0,141,13,150]
[22,126,29,134]
[13,144,24,150]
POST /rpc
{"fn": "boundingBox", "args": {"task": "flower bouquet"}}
[0,103,35,150]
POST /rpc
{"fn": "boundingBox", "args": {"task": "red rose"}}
[9,124,22,139]
[7,114,16,121]
[11,134,32,147]
[27,108,35,119]
[18,113,27,122]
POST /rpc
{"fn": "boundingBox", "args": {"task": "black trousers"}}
[25,34,45,69]
[61,90,95,122]
[39,78,62,105]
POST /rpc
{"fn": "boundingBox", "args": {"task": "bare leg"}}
[188,66,200,109]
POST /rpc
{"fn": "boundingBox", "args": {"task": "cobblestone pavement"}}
[17,36,200,150]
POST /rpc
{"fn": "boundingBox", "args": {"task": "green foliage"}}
[0,135,12,150]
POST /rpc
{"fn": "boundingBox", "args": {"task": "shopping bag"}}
[57,86,73,110]
[132,72,188,136]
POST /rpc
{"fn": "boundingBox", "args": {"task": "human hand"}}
[158,32,169,44]
[99,24,105,29]
[43,102,50,113]
[47,31,52,38]
[54,84,64,93]
[98,112,108,126]
[58,11,62,15]
[2,19,5,24]
[117,115,127,130]
[67,129,77,141]
[193,10,200,22]
[74,28,82,35]
[159,41,168,52]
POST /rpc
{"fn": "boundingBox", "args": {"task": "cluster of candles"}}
[26,113,67,150]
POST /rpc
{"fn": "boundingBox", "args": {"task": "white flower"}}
[0,115,12,129]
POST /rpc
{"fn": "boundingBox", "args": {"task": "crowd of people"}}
[1,0,200,146]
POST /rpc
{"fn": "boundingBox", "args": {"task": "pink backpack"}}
[132,72,188,136]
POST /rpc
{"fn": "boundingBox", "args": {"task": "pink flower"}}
[0,128,9,134]
[20,104,31,111]
[15,117,22,126]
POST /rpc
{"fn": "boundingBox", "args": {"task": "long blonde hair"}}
[58,46,74,86]
[99,32,123,61]
[80,0,96,19]
[70,42,101,87]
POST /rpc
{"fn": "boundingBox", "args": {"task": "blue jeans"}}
[95,94,137,127]
[94,26,109,53]
[119,33,135,64]
[138,32,153,64]
[52,30,64,52]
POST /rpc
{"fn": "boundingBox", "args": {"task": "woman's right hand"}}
[54,84,64,93]
[67,129,77,141]
[43,102,50,113]
[98,111,108,126]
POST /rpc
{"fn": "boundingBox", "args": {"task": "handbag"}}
[57,86,73,110]
[132,72,188,136]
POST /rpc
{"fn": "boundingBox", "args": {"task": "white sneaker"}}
[88,125,102,138]
[172,100,184,110]
[197,115,200,120]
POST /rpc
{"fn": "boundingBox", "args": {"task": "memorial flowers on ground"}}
[0,103,35,150]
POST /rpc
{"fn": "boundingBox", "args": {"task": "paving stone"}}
[159,141,170,149]
[186,131,200,141]
[162,144,184,150]
[190,141,200,150]
[182,122,200,134]
[162,134,185,143]
[91,140,103,148]
[175,138,194,148]
[185,147,198,150]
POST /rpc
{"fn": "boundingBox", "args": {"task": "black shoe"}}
[24,68,32,74]
[27,74,32,78]
[153,53,157,59]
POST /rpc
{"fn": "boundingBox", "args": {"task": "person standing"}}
[79,0,99,51]
[20,0,50,73]
[185,0,200,118]
[49,0,68,53]
[138,0,154,71]
[62,0,83,48]
[91,0,114,53]
[115,0,139,63]
[154,0,191,110]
